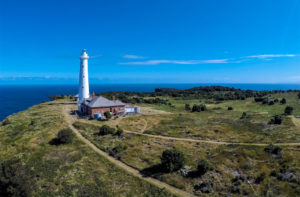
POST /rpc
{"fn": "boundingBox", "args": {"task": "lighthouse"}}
[78,49,90,112]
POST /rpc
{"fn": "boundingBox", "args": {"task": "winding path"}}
[63,105,195,197]
[62,103,300,196]
[124,130,300,147]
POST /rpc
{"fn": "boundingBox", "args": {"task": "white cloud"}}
[122,54,146,59]
[247,54,296,59]
[118,53,297,65]
[119,59,228,65]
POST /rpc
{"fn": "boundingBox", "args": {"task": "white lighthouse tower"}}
[78,49,90,112]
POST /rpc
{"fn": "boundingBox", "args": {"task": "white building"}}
[78,49,90,112]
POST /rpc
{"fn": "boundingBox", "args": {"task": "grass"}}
[1,92,300,196]
[73,120,300,196]
[117,93,300,143]
[71,92,300,196]
[0,100,174,197]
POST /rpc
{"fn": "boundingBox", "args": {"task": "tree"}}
[298,92,300,99]
[280,98,286,104]
[115,128,124,136]
[104,111,112,120]
[268,115,282,125]
[185,104,191,111]
[57,129,74,144]
[240,112,247,119]
[98,125,115,135]
[284,106,293,115]
[192,104,201,112]
[192,104,207,112]
[197,159,212,175]
[161,149,185,172]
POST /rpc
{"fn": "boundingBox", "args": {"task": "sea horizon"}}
[1,83,300,121]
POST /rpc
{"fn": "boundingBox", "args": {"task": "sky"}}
[0,0,300,84]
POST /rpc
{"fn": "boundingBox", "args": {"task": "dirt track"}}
[63,104,195,197]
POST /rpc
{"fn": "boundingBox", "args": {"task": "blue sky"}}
[0,0,300,84]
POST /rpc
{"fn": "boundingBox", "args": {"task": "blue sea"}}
[1,83,300,121]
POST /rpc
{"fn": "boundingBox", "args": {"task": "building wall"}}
[88,106,125,118]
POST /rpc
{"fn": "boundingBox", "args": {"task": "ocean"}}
[1,83,300,121]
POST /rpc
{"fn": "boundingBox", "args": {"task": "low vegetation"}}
[2,86,300,196]
[0,100,174,196]
[161,149,185,172]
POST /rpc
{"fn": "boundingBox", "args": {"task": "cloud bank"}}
[119,59,228,65]
[119,54,297,65]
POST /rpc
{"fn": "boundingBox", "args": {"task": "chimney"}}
[92,92,95,100]
[112,96,115,101]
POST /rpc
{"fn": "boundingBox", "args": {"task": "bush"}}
[104,111,112,120]
[254,97,264,102]
[197,159,212,175]
[98,125,115,135]
[115,128,124,136]
[280,98,286,104]
[57,129,74,144]
[284,106,293,115]
[268,115,282,125]
[185,104,191,111]
[298,92,300,99]
[191,104,207,112]
[264,144,282,158]
[109,143,127,159]
[240,112,247,119]
[228,106,233,110]
[262,98,269,105]
[255,172,266,184]
[268,101,274,105]
[161,149,185,172]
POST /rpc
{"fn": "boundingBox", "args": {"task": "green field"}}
[71,92,300,196]
[0,100,173,196]
[1,91,300,196]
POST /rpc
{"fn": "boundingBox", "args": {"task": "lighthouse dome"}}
[80,49,89,59]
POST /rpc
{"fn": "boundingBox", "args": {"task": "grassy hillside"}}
[0,100,173,197]
[71,91,300,196]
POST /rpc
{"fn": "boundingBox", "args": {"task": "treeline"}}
[50,86,300,103]
[101,86,300,102]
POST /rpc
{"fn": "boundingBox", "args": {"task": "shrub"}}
[240,112,247,119]
[57,129,74,144]
[264,144,282,158]
[185,104,191,111]
[254,97,264,102]
[280,98,286,104]
[109,143,127,159]
[192,104,201,112]
[274,98,279,103]
[98,125,115,135]
[197,159,212,175]
[284,106,293,115]
[255,172,266,184]
[161,149,185,172]
[104,111,112,120]
[115,128,124,136]
[298,92,300,99]
[228,106,233,110]
[268,101,274,105]
[1,118,10,126]
[268,115,282,125]
[262,98,269,105]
